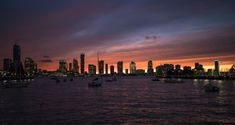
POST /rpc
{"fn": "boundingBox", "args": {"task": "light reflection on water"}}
[0,76,235,125]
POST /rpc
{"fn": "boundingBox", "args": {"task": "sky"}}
[1,0,235,71]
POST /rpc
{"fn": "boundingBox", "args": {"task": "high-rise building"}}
[195,62,203,71]
[88,64,96,75]
[214,60,220,76]
[147,60,153,74]
[105,64,108,74]
[3,58,13,72]
[73,59,79,73]
[13,44,23,75]
[98,60,104,75]
[175,64,181,75]
[117,61,123,74]
[110,65,115,75]
[80,54,85,74]
[59,60,67,73]
[183,66,192,75]
[125,69,128,74]
[69,63,73,72]
[130,61,136,74]
[24,57,36,76]
[175,64,181,71]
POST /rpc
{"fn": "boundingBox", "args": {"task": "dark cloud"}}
[0,0,235,69]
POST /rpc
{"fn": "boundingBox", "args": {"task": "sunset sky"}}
[1,0,235,71]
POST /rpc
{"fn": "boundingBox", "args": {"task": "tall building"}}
[110,65,115,75]
[13,44,23,75]
[24,57,36,76]
[3,58,13,72]
[73,59,79,73]
[125,69,128,74]
[130,61,136,74]
[88,64,96,75]
[80,54,85,74]
[69,63,73,72]
[195,62,203,71]
[183,66,192,75]
[175,64,181,71]
[117,61,123,74]
[105,64,108,74]
[98,60,104,75]
[214,60,220,76]
[59,60,67,73]
[147,60,153,74]
[175,64,181,75]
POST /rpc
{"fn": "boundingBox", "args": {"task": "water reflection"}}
[0,77,235,125]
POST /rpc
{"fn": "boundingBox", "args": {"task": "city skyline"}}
[1,0,235,71]
[0,44,234,72]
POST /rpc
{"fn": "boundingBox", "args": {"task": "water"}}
[0,76,235,125]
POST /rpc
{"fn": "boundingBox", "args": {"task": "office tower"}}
[214,60,220,76]
[3,58,12,72]
[183,66,192,75]
[59,60,67,73]
[98,60,104,75]
[147,60,153,74]
[13,44,23,75]
[130,61,136,74]
[105,64,108,74]
[80,54,85,74]
[110,65,115,75]
[117,61,123,74]
[73,59,79,73]
[195,62,203,71]
[24,57,36,76]
[88,64,96,75]
[125,69,128,74]
[69,63,73,72]
[175,64,181,71]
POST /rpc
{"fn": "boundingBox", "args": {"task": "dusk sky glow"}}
[1,0,235,71]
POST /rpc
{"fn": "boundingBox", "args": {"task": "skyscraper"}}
[117,61,123,74]
[214,60,220,76]
[69,63,73,72]
[175,64,181,71]
[24,57,36,76]
[125,69,128,74]
[98,60,104,75]
[80,54,85,74]
[105,64,108,74]
[147,60,153,75]
[3,58,13,72]
[88,64,96,75]
[73,59,79,73]
[110,65,115,75]
[59,60,67,73]
[130,61,136,74]
[13,44,23,75]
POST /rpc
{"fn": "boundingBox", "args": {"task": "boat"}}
[88,77,102,87]
[164,79,184,83]
[204,83,220,93]
[106,79,113,82]
[1,80,30,89]
[152,78,160,81]
[106,77,117,82]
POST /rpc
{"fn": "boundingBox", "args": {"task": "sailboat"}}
[88,77,102,87]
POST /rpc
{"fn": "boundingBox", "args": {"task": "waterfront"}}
[1,76,235,125]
